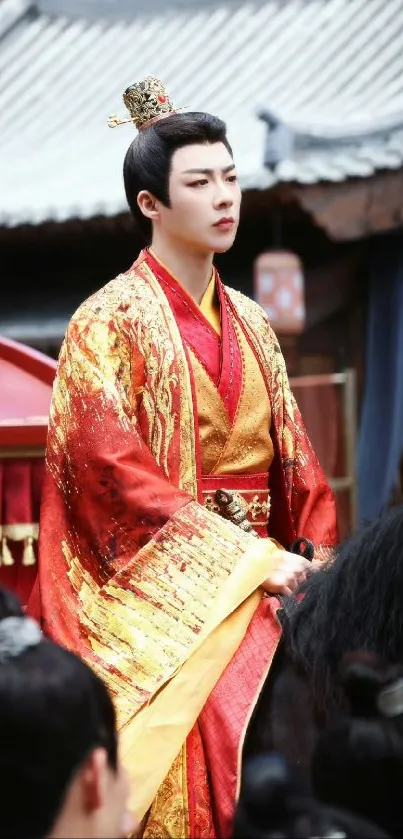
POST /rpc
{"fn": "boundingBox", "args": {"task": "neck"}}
[149,233,214,303]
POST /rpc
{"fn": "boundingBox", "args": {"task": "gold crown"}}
[108,75,176,131]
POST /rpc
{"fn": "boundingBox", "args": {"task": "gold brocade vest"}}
[188,321,274,536]
[188,322,274,476]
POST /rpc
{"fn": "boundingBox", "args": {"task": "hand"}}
[261,551,312,597]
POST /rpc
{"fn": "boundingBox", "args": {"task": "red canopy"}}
[0,336,56,449]
[0,338,56,605]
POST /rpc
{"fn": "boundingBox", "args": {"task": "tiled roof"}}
[1,0,403,226]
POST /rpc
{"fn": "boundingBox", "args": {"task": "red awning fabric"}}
[0,336,56,448]
[0,337,56,604]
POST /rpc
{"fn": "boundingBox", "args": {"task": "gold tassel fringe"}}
[22,536,36,567]
[1,537,14,566]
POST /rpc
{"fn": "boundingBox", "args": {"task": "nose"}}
[213,180,234,209]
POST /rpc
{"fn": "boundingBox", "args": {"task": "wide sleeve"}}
[49,313,192,561]
[38,307,283,725]
[270,328,338,558]
[287,392,338,559]
[226,287,338,560]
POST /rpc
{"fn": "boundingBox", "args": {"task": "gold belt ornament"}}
[203,488,270,536]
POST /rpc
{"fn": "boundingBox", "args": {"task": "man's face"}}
[156,142,241,254]
[98,759,134,838]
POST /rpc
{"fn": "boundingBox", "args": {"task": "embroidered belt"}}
[201,473,270,537]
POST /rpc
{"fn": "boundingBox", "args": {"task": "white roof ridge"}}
[0,0,31,40]
[258,107,403,143]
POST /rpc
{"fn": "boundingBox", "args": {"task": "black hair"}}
[312,653,403,838]
[233,753,326,838]
[123,111,233,241]
[233,752,390,838]
[0,586,118,839]
[284,506,403,720]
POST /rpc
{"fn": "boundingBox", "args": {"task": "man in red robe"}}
[32,76,337,837]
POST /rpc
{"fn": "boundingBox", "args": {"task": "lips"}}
[213,217,235,229]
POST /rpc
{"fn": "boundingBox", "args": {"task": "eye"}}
[226,174,238,183]
[188,179,209,188]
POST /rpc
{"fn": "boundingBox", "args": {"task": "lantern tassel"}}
[1,537,14,566]
[22,536,36,567]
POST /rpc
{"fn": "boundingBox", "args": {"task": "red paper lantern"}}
[254,251,306,335]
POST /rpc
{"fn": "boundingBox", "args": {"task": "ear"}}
[80,747,109,813]
[137,190,160,222]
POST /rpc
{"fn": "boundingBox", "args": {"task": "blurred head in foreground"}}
[233,751,390,838]
[0,586,134,839]
[312,652,403,838]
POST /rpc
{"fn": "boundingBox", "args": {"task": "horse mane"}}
[284,506,403,719]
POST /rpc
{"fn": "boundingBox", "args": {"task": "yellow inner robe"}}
[194,275,274,478]
[143,274,277,836]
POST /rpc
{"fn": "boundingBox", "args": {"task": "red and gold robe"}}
[32,249,337,838]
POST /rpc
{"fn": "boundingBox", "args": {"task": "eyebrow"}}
[182,164,236,175]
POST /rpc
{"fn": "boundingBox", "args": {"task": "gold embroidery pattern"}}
[47,306,138,493]
[139,262,197,491]
[143,745,189,839]
[47,264,198,496]
[63,502,253,730]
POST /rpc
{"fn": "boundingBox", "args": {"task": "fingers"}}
[266,582,293,597]
[262,551,311,596]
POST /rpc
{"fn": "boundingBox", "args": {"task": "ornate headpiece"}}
[108,75,177,131]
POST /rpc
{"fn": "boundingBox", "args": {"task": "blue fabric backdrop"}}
[358,233,403,523]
